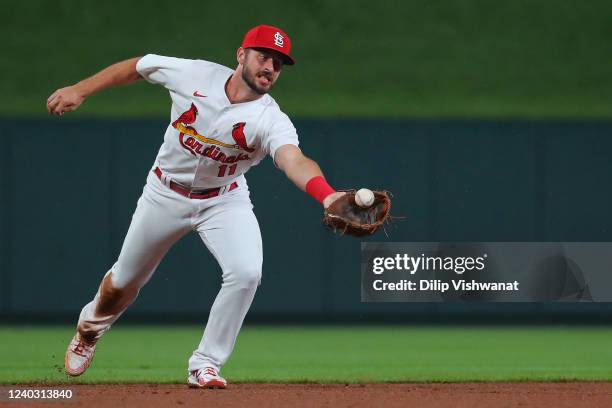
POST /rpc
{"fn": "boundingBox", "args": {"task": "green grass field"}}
[1,326,611,384]
[2,0,611,118]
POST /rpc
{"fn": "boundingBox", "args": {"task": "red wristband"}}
[305,176,336,204]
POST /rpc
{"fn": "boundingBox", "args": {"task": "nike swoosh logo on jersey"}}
[193,91,207,98]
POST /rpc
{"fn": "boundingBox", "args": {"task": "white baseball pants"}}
[76,170,263,372]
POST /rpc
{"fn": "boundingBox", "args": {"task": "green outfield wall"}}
[1,119,612,322]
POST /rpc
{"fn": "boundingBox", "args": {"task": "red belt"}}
[154,167,237,199]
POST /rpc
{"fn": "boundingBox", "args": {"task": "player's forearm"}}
[74,57,143,98]
[280,153,341,207]
[275,145,339,206]
[282,155,325,191]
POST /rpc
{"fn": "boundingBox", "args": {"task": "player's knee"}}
[106,270,141,291]
[107,263,148,290]
[94,270,140,316]
[106,270,127,289]
[237,267,262,288]
[226,263,262,288]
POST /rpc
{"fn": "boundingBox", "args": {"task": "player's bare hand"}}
[323,191,347,209]
[47,85,86,116]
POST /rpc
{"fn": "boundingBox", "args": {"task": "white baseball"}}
[355,188,375,208]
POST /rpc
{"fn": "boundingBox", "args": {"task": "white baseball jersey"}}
[136,54,299,189]
[73,52,301,380]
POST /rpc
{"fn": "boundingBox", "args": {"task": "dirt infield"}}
[2,383,611,407]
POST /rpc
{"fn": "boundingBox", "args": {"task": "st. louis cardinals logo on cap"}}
[242,25,295,65]
[273,32,284,47]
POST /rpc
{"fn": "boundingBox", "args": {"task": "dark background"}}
[1,0,611,324]
[2,119,611,323]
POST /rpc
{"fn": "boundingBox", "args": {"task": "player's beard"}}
[242,64,274,95]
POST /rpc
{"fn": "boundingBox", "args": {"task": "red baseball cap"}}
[242,25,295,65]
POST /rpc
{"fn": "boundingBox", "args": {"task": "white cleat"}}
[188,367,228,389]
[64,333,97,377]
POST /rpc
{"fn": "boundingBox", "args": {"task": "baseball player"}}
[47,25,347,388]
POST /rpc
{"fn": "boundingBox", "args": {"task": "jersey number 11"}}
[218,163,237,177]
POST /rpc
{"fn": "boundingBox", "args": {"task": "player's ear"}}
[237,47,246,66]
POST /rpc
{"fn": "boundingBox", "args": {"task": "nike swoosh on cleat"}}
[193,91,207,98]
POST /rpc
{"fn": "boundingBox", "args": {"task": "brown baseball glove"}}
[323,190,392,237]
